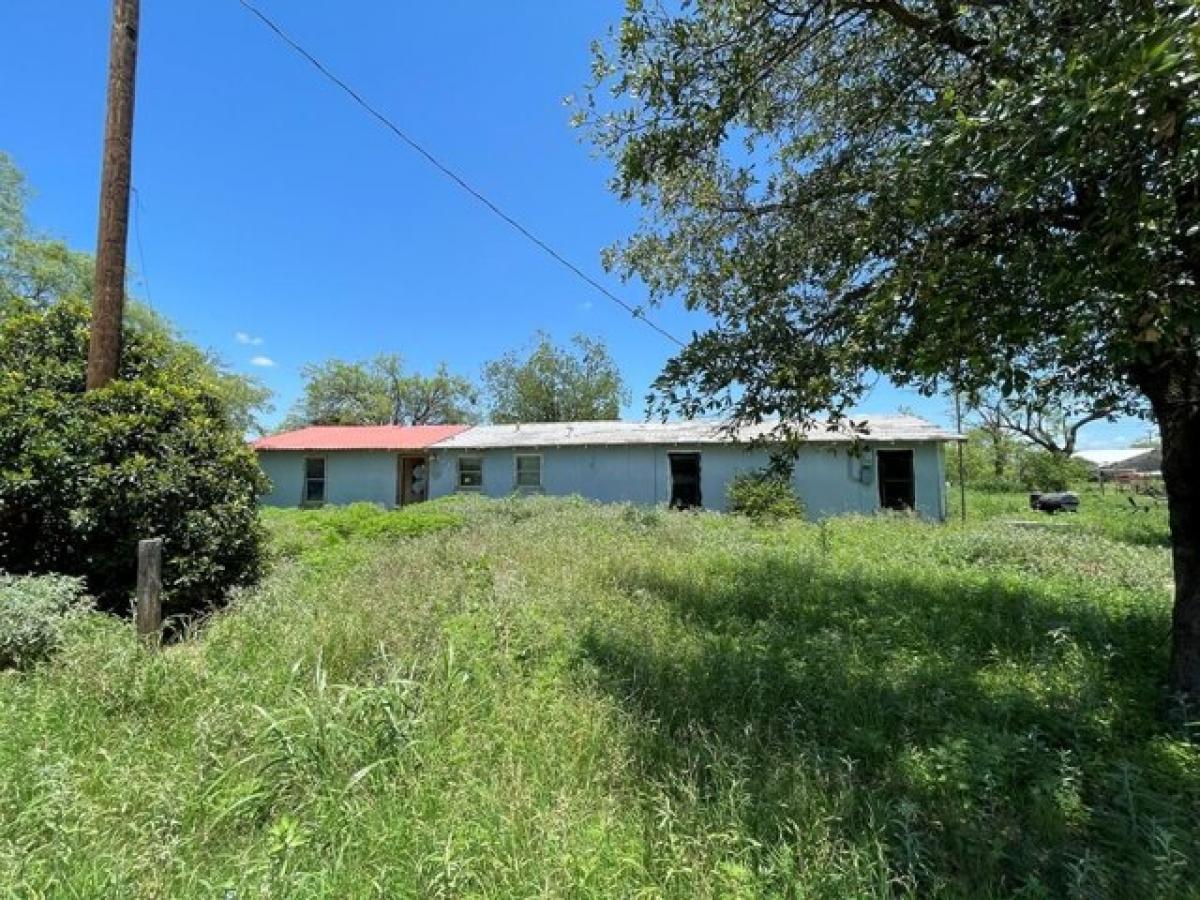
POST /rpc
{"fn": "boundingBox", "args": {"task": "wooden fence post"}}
[135,537,162,645]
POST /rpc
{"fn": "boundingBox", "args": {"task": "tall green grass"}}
[0,496,1194,897]
[951,485,1171,549]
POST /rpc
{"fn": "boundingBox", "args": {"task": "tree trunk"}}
[984,426,1006,477]
[1143,364,1200,702]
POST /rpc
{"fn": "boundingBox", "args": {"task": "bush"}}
[0,573,92,669]
[948,428,1026,492]
[0,299,267,615]
[727,470,804,520]
[1018,450,1093,492]
[949,430,1096,494]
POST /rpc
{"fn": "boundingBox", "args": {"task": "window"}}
[515,454,542,491]
[303,457,326,505]
[457,456,483,490]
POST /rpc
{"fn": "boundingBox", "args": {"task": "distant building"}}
[253,416,962,520]
[1111,447,1161,473]
[1074,447,1162,480]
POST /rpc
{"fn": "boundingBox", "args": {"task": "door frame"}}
[876,448,916,511]
[396,454,430,506]
[667,451,703,509]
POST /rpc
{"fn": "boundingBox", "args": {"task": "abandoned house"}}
[252,415,960,519]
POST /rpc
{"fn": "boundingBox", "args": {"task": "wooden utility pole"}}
[86,0,140,390]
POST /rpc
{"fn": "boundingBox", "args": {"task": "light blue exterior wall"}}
[426,442,948,520]
[258,450,401,508]
[258,442,948,520]
[428,445,667,506]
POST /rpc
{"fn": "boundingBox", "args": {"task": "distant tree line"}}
[950,393,1150,492]
[283,355,478,429]
[283,330,629,430]
[949,428,1094,493]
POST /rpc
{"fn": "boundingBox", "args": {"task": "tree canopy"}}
[586,1,1196,424]
[1,153,92,311]
[285,354,478,428]
[585,1,1200,698]
[951,427,1092,492]
[482,332,629,423]
[967,392,1118,458]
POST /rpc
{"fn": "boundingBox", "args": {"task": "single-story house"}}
[1075,446,1162,477]
[253,415,961,520]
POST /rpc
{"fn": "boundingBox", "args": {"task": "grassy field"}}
[0,493,1196,897]
[949,485,1172,549]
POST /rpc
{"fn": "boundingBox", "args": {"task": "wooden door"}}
[398,455,429,506]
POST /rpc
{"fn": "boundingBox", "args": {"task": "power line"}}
[237,0,686,348]
[130,185,152,306]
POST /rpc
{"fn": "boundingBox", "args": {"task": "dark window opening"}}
[303,457,326,505]
[877,449,915,511]
[669,453,702,509]
[515,454,542,491]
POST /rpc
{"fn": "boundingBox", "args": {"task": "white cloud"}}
[249,355,276,368]
[235,331,264,346]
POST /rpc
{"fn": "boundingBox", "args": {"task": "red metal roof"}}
[252,424,471,452]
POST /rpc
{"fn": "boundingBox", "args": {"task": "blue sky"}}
[0,2,1147,447]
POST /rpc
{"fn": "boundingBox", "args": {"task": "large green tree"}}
[0,154,269,612]
[585,2,1200,699]
[482,332,629,423]
[285,354,478,428]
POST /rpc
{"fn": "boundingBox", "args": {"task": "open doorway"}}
[877,449,915,511]
[397,455,429,506]
[669,452,702,509]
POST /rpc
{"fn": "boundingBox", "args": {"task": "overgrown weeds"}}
[263,500,464,563]
[0,573,91,669]
[0,494,1192,897]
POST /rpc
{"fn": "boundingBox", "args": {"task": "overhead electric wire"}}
[238,0,686,348]
[130,185,152,306]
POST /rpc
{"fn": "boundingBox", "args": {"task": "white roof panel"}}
[433,415,961,449]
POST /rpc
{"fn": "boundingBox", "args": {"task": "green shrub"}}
[0,573,92,669]
[1018,449,1093,492]
[0,299,267,615]
[948,428,1026,491]
[620,503,662,530]
[727,470,804,520]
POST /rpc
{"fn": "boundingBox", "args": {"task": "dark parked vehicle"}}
[1029,491,1080,514]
